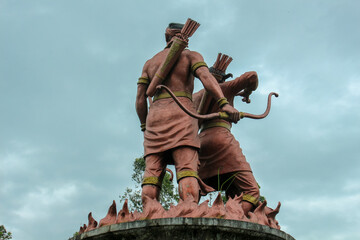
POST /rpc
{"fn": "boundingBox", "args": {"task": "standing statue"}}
[135,19,241,207]
[193,53,261,216]
[76,21,285,236]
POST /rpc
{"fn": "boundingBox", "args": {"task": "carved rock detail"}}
[79,196,281,233]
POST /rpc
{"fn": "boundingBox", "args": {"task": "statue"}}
[76,19,286,237]
[193,53,260,216]
[135,19,241,208]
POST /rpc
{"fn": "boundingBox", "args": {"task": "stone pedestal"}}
[72,218,295,240]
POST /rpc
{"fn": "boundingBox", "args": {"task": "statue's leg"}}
[178,177,200,202]
[244,71,258,90]
[237,71,258,90]
[172,147,200,203]
[142,185,160,203]
[225,171,260,217]
[141,153,166,206]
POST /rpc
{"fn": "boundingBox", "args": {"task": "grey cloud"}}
[1,1,359,240]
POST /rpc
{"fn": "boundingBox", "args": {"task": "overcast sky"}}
[1,1,359,239]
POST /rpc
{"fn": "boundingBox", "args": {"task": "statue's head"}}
[165,23,184,43]
[210,53,233,83]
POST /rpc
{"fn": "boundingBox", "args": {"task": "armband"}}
[243,194,259,206]
[137,77,150,85]
[191,62,208,76]
[142,176,162,187]
[217,97,229,108]
[140,123,146,132]
[177,170,199,182]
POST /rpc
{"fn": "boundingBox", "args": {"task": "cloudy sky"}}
[1,1,359,239]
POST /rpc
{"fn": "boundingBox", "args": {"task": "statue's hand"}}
[237,88,253,104]
[221,104,241,123]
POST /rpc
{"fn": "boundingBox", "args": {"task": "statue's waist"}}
[200,120,231,133]
[153,91,192,102]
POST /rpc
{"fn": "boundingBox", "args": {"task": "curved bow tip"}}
[166,168,174,182]
[271,92,279,98]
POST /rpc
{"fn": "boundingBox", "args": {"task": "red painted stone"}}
[84,212,97,232]
[98,200,117,227]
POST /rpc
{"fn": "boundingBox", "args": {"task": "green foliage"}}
[131,157,146,185]
[257,183,266,203]
[159,172,180,210]
[215,171,240,204]
[215,172,266,205]
[0,225,12,240]
[221,193,228,203]
[120,187,143,212]
[206,191,227,205]
[120,157,179,212]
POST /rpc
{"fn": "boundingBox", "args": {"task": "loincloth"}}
[198,125,252,180]
[144,97,200,157]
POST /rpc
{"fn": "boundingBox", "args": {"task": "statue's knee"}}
[178,176,198,188]
[245,71,257,78]
[246,71,258,88]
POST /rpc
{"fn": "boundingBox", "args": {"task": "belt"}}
[200,120,231,132]
[153,91,192,102]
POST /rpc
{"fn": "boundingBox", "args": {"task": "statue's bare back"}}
[143,48,204,95]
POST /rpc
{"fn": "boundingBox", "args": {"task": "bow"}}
[156,85,278,121]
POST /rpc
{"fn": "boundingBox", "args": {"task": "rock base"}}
[71,218,295,240]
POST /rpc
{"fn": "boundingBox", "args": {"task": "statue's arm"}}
[135,62,149,131]
[224,71,258,103]
[225,71,258,95]
[190,51,240,123]
[190,51,225,100]
[192,89,204,110]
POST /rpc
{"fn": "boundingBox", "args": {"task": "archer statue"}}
[193,53,277,216]
[136,19,278,212]
[75,19,282,235]
[135,19,241,208]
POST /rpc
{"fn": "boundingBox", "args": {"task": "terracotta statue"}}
[77,23,283,234]
[135,19,241,207]
[193,53,260,216]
